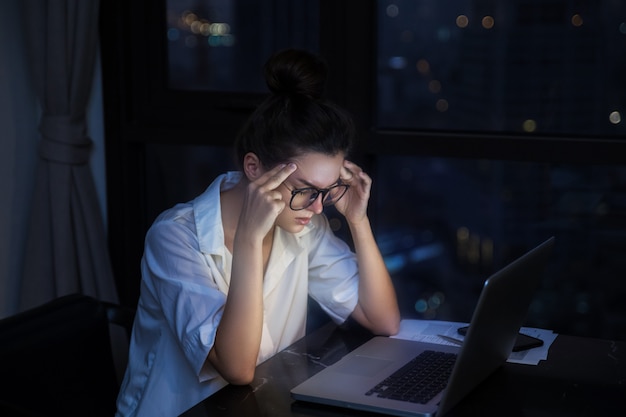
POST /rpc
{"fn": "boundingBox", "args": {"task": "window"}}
[372,1,626,339]
[377,0,626,137]
[373,156,626,338]
[166,0,319,92]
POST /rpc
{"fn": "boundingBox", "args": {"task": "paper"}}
[391,319,557,365]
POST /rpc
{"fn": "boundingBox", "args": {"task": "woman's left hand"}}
[334,160,371,224]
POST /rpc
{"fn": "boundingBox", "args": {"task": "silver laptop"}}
[291,236,555,417]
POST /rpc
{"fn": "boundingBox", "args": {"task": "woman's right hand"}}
[237,163,297,241]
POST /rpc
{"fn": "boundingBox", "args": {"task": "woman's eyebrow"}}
[294,177,342,189]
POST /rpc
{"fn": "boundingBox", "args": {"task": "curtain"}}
[20,0,118,310]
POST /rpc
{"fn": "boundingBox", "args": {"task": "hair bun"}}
[264,49,328,99]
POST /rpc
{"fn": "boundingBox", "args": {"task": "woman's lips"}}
[295,217,311,225]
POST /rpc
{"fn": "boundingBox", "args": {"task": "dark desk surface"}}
[181,322,626,417]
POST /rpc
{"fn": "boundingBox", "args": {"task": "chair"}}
[0,294,135,417]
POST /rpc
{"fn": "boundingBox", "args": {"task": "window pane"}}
[375,156,626,339]
[144,144,236,225]
[166,0,319,92]
[377,1,626,137]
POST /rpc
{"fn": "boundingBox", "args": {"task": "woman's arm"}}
[335,160,400,335]
[207,234,264,385]
[348,217,400,336]
[207,163,297,384]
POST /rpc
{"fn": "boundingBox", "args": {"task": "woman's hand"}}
[334,160,371,225]
[237,163,297,241]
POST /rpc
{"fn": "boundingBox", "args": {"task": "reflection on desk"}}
[181,321,626,417]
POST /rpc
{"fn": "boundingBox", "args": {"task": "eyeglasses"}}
[282,182,350,211]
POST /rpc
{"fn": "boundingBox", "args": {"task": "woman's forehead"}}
[289,152,344,187]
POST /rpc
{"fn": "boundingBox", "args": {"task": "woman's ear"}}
[242,152,264,180]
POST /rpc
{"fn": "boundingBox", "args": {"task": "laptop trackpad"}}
[334,355,393,377]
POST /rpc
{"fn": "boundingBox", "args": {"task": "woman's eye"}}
[296,189,318,200]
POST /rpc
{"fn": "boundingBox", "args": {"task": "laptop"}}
[291,236,555,417]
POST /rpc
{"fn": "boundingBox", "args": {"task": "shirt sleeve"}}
[141,214,226,381]
[305,215,360,324]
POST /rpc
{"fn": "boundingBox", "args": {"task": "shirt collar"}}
[193,171,241,256]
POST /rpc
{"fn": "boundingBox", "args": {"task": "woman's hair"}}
[234,49,356,169]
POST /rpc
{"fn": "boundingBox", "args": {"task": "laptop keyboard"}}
[365,350,457,404]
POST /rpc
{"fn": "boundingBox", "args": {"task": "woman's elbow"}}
[374,316,400,336]
[214,360,256,385]
[223,368,256,386]
[208,349,256,385]
[353,304,401,336]
[370,307,401,336]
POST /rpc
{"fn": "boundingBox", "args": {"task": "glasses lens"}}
[322,185,349,206]
[290,189,318,210]
[289,184,349,210]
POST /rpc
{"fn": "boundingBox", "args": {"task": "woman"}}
[116,48,400,417]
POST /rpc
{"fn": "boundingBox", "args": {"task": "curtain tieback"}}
[38,115,93,165]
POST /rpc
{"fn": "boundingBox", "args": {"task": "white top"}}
[115,172,360,417]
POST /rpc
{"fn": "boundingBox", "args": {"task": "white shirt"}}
[115,172,359,417]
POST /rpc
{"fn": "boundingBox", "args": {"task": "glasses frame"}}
[283,182,350,211]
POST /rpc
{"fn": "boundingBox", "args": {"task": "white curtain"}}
[19,0,118,310]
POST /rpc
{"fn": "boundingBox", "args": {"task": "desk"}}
[181,322,626,417]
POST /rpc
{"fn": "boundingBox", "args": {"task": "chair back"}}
[0,294,134,417]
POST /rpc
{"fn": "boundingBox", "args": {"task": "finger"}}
[358,170,372,185]
[340,167,353,182]
[267,190,284,202]
[261,163,297,190]
[340,163,355,182]
[256,163,288,182]
[268,191,287,214]
[341,160,365,182]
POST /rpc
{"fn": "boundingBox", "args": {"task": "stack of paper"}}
[391,319,557,365]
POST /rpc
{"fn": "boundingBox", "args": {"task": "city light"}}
[389,56,407,69]
[456,15,469,29]
[174,10,234,48]
[416,59,430,75]
[523,119,537,132]
[436,99,449,112]
[167,28,180,41]
[428,80,441,94]
[386,4,399,18]
[609,111,622,125]
[182,11,197,26]
[482,16,495,29]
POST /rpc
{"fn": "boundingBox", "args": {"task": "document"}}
[391,319,557,365]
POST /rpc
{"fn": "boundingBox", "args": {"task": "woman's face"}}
[274,151,345,233]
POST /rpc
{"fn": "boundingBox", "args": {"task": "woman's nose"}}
[310,193,324,214]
